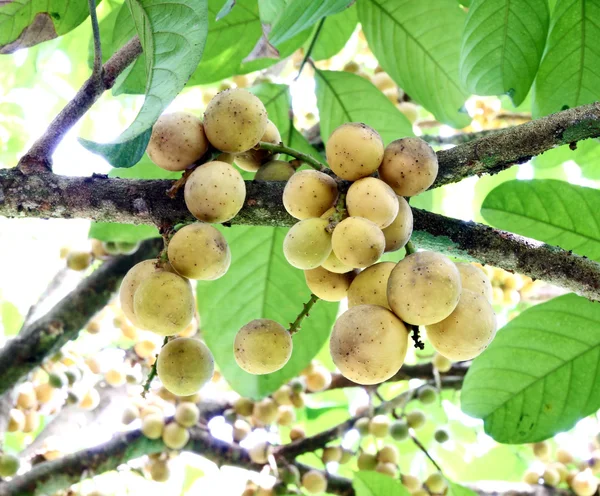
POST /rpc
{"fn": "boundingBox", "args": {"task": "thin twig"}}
[141,336,169,398]
[409,430,443,473]
[23,267,71,325]
[258,141,327,171]
[295,17,326,80]
[88,0,103,78]
[288,294,320,335]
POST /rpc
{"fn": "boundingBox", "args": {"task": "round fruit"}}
[379,137,438,197]
[289,425,306,441]
[407,410,426,429]
[234,120,281,172]
[277,406,296,426]
[162,422,190,450]
[168,223,231,280]
[401,474,422,492]
[357,452,377,471]
[302,469,328,494]
[272,385,292,405]
[522,469,540,484]
[233,419,251,442]
[305,366,332,392]
[149,460,170,482]
[283,218,332,270]
[7,409,24,432]
[455,262,493,303]
[304,266,353,302]
[325,123,384,181]
[331,217,385,269]
[533,441,551,460]
[184,161,246,223]
[390,419,409,441]
[120,260,169,327]
[347,262,394,309]
[66,251,92,271]
[369,415,390,438]
[141,414,164,439]
[542,467,561,487]
[0,453,19,477]
[283,170,338,220]
[432,353,453,373]
[23,411,40,433]
[397,102,419,124]
[418,385,437,404]
[122,405,140,425]
[434,428,450,443]
[571,469,599,496]
[175,402,200,428]
[147,112,209,171]
[382,196,413,252]
[322,446,342,463]
[376,462,397,477]
[248,441,270,464]
[387,251,462,325]
[425,290,497,361]
[377,445,399,464]
[133,272,195,336]
[255,160,295,181]
[233,397,254,417]
[35,382,54,404]
[321,250,353,274]
[203,88,268,153]
[330,305,409,385]
[16,384,37,409]
[355,417,370,436]
[234,319,292,374]
[78,388,100,410]
[157,338,214,395]
[556,448,574,465]
[105,368,125,387]
[346,177,399,228]
[425,473,447,493]
[252,398,279,425]
[117,241,140,255]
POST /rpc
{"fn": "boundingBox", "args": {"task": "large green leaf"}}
[0,0,91,52]
[533,139,600,179]
[197,226,339,399]
[354,472,411,496]
[357,0,470,128]
[460,0,550,106]
[448,483,479,496]
[532,0,600,117]
[481,179,600,261]
[315,69,414,146]
[310,2,357,61]
[79,0,209,167]
[462,293,600,443]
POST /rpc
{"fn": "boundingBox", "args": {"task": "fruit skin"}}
[277,406,296,426]
[289,425,306,441]
[369,415,390,438]
[425,289,497,361]
[346,177,399,228]
[325,123,384,181]
[157,338,214,395]
[283,218,332,270]
[432,353,452,373]
[455,262,493,303]
[533,441,551,460]
[283,170,338,220]
[377,445,399,464]
[382,196,413,252]
[149,460,170,482]
[330,305,409,385]
[571,469,599,496]
[425,473,447,493]
[162,422,190,450]
[522,469,540,484]
[168,223,231,280]
[390,419,409,441]
[348,262,395,309]
[302,469,328,494]
[0,453,20,477]
[376,462,398,477]
[66,251,92,271]
[122,405,140,425]
[147,112,209,171]
[133,272,195,336]
[305,365,332,392]
[418,385,437,404]
[249,441,270,464]
[255,160,295,181]
[322,446,342,463]
[233,397,254,417]
[407,410,426,429]
[8,408,25,432]
[235,120,281,172]
[542,467,560,487]
[184,161,246,223]
[321,250,353,274]
[357,452,377,471]
[388,251,462,326]
[331,217,385,269]
[434,428,450,443]
[304,266,353,302]
[354,417,370,436]
[175,402,200,428]
[141,414,165,439]
[203,88,268,153]
[234,319,292,374]
[379,137,438,197]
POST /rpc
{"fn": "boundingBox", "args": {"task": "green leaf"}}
[216,0,236,20]
[310,3,357,61]
[268,0,353,46]
[197,226,338,399]
[533,139,600,177]
[315,69,414,146]
[354,471,411,496]
[182,464,204,493]
[357,0,470,128]
[1,302,23,337]
[0,0,91,52]
[532,0,600,117]
[459,0,550,106]
[79,0,209,167]
[448,483,479,496]
[461,293,600,443]
[481,179,600,261]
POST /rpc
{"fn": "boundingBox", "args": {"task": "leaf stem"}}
[141,336,168,398]
[88,0,103,78]
[295,17,326,81]
[409,430,443,473]
[405,240,417,255]
[288,294,320,335]
[258,142,327,171]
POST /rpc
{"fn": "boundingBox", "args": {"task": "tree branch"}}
[0,238,162,395]
[421,129,501,146]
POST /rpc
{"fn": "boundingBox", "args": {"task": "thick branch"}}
[0,238,161,395]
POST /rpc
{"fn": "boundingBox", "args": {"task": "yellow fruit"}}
[376,462,398,477]
[283,218,332,270]
[425,473,447,493]
[234,397,254,416]
[121,404,140,425]
[406,410,426,429]
[396,102,419,124]
[357,452,377,470]
[233,419,251,442]
[382,196,413,252]
[432,353,453,373]
[377,445,399,464]
[387,251,462,325]
[147,112,209,171]
[0,453,20,477]
[401,474,422,492]
[533,441,551,459]
[455,263,493,302]
[321,250,353,274]
[168,223,231,280]
[346,177,399,228]
[85,357,101,374]
[120,260,169,327]
[157,338,214,395]
[322,446,342,463]
[184,161,246,223]
[379,137,438,197]
[16,383,37,409]
[23,410,40,433]
[304,267,353,302]
[79,388,100,410]
[272,385,292,406]
[542,467,560,487]
[290,425,306,441]
[302,470,327,494]
[331,217,385,269]
[347,262,394,309]
[283,170,338,220]
[277,405,296,426]
[105,368,125,387]
[305,366,332,392]
[141,414,164,440]
[371,72,395,91]
[523,469,540,484]
[149,460,170,482]
[369,415,390,438]
[571,469,599,496]
[255,160,295,181]
[66,251,92,271]
[557,448,574,465]
[175,402,200,428]
[85,320,101,334]
[162,422,190,450]
[134,339,157,359]
[325,123,384,181]
[253,398,278,425]
[34,382,54,404]
[248,441,270,464]
[234,120,281,172]
[121,322,139,340]
[204,88,268,153]
[234,319,292,374]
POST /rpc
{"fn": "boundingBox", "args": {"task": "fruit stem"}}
[326,192,347,233]
[409,430,444,473]
[288,293,320,335]
[405,240,417,256]
[257,142,327,171]
[141,336,169,398]
[408,324,425,350]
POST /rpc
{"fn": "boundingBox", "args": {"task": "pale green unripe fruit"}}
[390,419,409,440]
[332,217,385,269]
[0,453,19,477]
[255,160,295,181]
[377,445,399,464]
[425,473,447,493]
[147,112,209,171]
[66,251,92,271]
[376,462,398,477]
[330,305,408,385]
[304,266,353,302]
[141,414,165,439]
[382,196,413,252]
[283,170,338,220]
[283,218,332,270]
[379,137,438,197]
[248,441,270,464]
[357,452,377,471]
[369,415,390,438]
[253,398,278,425]
[346,177,399,228]
[234,319,292,374]
[168,223,231,280]
[432,353,453,373]
[425,289,497,361]
[434,428,450,443]
[348,262,394,309]
[204,88,268,153]
[401,474,422,492]
[388,251,462,326]
[407,410,426,429]
[326,123,384,181]
[322,446,342,463]
[149,460,170,482]
[133,272,194,336]
[157,338,214,395]
[455,262,493,303]
[302,469,328,494]
[175,402,200,428]
[184,161,246,223]
[235,120,281,171]
[418,385,437,404]
[162,422,190,450]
